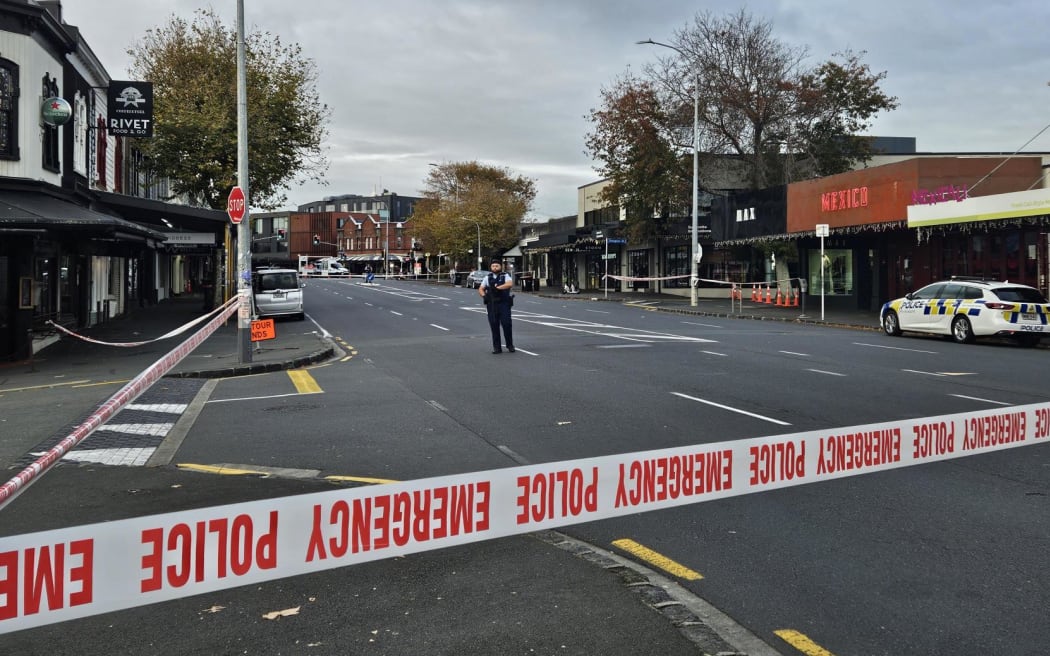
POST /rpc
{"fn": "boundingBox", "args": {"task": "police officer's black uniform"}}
[479,260,514,353]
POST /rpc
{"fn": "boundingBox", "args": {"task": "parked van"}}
[253,268,304,320]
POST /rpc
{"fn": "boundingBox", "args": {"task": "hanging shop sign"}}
[40,97,72,126]
[107,81,154,137]
[907,188,1050,228]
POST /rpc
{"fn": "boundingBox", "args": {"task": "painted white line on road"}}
[390,311,403,316]
[302,314,331,339]
[950,394,1012,406]
[365,302,374,307]
[672,392,792,426]
[854,342,938,354]
[430,324,449,331]
[126,403,189,414]
[780,350,810,357]
[683,321,722,328]
[806,369,846,377]
[903,369,946,377]
[511,348,538,356]
[701,351,728,357]
[98,423,174,436]
[207,392,321,404]
[597,344,650,349]
[585,309,611,314]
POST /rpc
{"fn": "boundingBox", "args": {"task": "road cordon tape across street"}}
[2,401,1049,634]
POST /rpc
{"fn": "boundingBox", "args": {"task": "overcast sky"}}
[59,0,1050,219]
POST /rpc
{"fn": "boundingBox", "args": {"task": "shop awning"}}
[503,245,523,257]
[0,190,167,242]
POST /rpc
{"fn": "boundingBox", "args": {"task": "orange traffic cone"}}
[792,288,800,307]
[750,286,758,302]
[764,286,772,304]
[775,288,783,306]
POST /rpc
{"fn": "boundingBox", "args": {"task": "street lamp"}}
[637,38,700,307]
[460,218,482,271]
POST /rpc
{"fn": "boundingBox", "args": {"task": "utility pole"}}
[236,0,252,363]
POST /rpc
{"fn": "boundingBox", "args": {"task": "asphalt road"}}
[4,279,1048,655]
[213,277,1047,656]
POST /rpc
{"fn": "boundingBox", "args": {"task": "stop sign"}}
[227,186,246,224]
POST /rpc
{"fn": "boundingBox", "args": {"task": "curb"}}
[164,345,335,379]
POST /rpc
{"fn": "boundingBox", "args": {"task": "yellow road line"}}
[325,475,398,485]
[287,369,322,394]
[775,630,837,656]
[73,380,128,388]
[611,539,703,580]
[0,379,91,393]
[177,463,267,476]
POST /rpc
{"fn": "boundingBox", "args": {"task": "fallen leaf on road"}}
[202,605,225,614]
[262,606,301,620]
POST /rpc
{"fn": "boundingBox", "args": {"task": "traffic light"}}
[313,234,320,246]
[277,228,286,240]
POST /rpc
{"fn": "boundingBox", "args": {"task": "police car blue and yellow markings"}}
[1004,304,1049,325]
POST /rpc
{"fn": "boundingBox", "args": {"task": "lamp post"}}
[460,218,482,271]
[637,38,699,307]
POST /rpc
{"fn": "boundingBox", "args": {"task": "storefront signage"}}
[911,184,967,206]
[907,187,1050,228]
[107,81,154,137]
[162,232,215,245]
[40,97,72,126]
[736,207,756,222]
[820,186,868,212]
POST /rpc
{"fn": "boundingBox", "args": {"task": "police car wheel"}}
[882,311,902,336]
[951,316,975,344]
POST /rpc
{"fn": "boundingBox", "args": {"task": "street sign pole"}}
[236,0,252,363]
[816,223,829,322]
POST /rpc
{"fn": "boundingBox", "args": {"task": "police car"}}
[881,277,1049,347]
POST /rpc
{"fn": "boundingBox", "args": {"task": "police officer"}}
[479,258,515,353]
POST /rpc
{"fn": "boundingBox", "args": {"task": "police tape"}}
[47,299,236,347]
[2,401,1048,634]
[0,297,240,511]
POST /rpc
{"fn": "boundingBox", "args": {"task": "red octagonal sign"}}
[227,186,246,224]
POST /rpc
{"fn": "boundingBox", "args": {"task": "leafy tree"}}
[786,50,900,178]
[412,162,536,266]
[591,8,898,210]
[127,9,329,210]
[584,73,687,244]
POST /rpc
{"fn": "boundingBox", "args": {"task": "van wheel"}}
[295,313,305,321]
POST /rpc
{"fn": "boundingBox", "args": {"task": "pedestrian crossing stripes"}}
[13,378,206,470]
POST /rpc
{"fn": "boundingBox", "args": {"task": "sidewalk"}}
[8,293,334,384]
[536,286,883,331]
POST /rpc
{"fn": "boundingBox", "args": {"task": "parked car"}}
[465,270,488,289]
[881,277,1049,346]
[253,268,305,320]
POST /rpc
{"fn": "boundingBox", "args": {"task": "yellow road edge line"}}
[340,356,352,362]
[774,629,837,656]
[0,379,92,393]
[611,538,703,580]
[287,369,323,394]
[177,463,268,476]
[325,475,399,485]
[72,380,129,388]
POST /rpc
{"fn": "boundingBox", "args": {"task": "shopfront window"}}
[663,245,689,288]
[809,249,853,296]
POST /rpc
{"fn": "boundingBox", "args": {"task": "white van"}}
[253,268,304,320]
